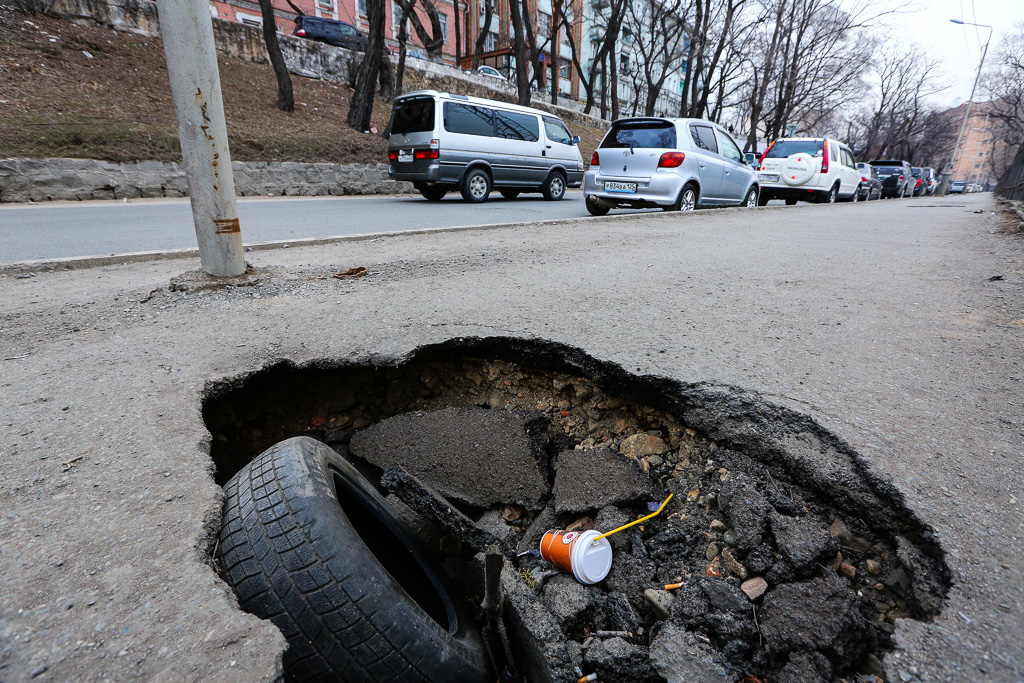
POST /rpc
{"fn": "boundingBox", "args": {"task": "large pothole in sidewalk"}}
[203,337,949,683]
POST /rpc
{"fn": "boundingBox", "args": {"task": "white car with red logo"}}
[755,137,863,205]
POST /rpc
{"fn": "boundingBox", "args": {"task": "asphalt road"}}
[0,191,599,263]
[1,192,1021,682]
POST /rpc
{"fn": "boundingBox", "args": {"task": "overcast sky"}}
[886,0,1024,108]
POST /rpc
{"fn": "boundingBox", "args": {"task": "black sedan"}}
[856,162,882,200]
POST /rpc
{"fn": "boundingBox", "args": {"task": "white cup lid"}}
[571,530,613,584]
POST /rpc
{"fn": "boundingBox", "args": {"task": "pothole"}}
[203,337,949,683]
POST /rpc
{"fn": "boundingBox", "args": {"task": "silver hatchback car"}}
[584,117,759,215]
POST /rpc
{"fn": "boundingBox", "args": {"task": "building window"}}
[483,30,498,51]
[559,58,571,79]
[236,10,263,26]
[538,11,551,38]
[358,0,367,17]
[318,0,335,14]
[439,12,448,41]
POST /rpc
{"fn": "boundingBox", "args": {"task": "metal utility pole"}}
[939,19,992,196]
[156,0,246,276]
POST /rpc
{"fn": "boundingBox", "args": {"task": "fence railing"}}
[998,142,1024,201]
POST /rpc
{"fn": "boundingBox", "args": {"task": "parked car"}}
[755,137,862,204]
[910,167,928,197]
[387,90,585,203]
[855,162,882,200]
[869,159,913,198]
[948,180,966,194]
[476,66,505,80]
[583,117,760,215]
[293,16,367,52]
[922,167,937,195]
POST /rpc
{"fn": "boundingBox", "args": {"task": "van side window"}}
[444,103,495,137]
[689,125,719,154]
[495,110,539,142]
[543,117,572,144]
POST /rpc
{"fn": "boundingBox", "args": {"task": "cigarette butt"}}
[664,583,681,590]
[578,674,598,683]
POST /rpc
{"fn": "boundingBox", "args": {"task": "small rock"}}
[838,562,857,579]
[619,433,669,459]
[583,636,659,683]
[770,512,838,575]
[709,520,727,532]
[705,542,720,561]
[699,578,748,613]
[866,558,881,575]
[649,620,733,682]
[644,588,675,620]
[829,518,874,553]
[721,548,748,580]
[717,473,770,551]
[740,577,768,600]
[541,574,595,629]
[30,665,48,678]
[567,516,595,532]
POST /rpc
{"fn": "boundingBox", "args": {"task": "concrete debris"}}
[769,512,838,575]
[648,621,733,683]
[552,447,655,514]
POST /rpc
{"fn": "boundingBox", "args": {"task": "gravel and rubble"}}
[205,347,951,682]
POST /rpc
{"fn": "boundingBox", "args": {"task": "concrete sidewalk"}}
[1,193,1021,681]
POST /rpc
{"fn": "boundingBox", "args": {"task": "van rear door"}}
[388,96,438,173]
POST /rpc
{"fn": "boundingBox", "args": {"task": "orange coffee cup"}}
[539,529,613,584]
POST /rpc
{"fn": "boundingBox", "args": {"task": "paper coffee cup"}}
[539,529,613,584]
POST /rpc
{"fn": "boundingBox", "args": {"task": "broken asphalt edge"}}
[0,202,797,275]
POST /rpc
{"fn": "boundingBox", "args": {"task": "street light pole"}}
[940,19,992,196]
[156,0,246,276]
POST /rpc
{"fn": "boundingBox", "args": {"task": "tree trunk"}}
[256,0,294,112]
[523,0,543,92]
[347,0,385,130]
[454,0,462,66]
[378,43,395,101]
[508,0,531,105]
[473,0,493,69]
[549,0,560,104]
[610,50,620,120]
[394,5,411,96]
[600,52,608,119]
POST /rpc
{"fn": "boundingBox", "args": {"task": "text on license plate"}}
[758,173,780,182]
[605,181,637,193]
[398,150,413,163]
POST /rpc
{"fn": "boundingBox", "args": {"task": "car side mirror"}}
[571,135,580,145]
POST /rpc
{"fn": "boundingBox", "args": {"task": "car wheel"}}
[850,184,860,202]
[499,190,520,199]
[672,183,698,211]
[420,188,447,201]
[585,196,610,216]
[541,172,566,201]
[784,198,798,206]
[743,186,759,208]
[460,168,491,203]
[899,185,906,199]
[217,437,492,683]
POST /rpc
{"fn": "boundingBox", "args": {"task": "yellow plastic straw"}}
[592,493,673,542]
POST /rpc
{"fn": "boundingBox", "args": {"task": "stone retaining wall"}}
[0,158,412,202]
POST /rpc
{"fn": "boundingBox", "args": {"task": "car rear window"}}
[601,120,676,149]
[764,140,823,158]
[871,165,902,174]
[911,168,922,177]
[390,99,435,136]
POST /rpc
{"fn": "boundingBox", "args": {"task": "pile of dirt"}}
[204,340,949,683]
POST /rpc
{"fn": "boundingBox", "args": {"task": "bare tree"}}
[562,0,627,115]
[508,0,532,105]
[347,0,386,130]
[625,0,690,115]
[256,0,294,111]
[397,0,446,60]
[472,0,494,69]
[984,21,1024,182]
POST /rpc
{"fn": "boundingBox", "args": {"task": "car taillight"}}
[591,151,599,166]
[296,29,306,36]
[388,150,398,161]
[861,176,869,181]
[898,175,904,181]
[821,140,829,173]
[658,152,685,168]
[414,148,439,160]
[758,141,775,171]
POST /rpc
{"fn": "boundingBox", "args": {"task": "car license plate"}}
[604,181,636,193]
[398,150,413,163]
[758,173,780,182]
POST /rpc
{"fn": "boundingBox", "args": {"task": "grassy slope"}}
[0,9,605,164]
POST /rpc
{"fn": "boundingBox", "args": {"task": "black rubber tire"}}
[758,193,772,206]
[585,196,610,216]
[668,183,698,211]
[541,172,566,201]
[499,190,520,199]
[460,168,491,203]
[742,186,759,208]
[819,184,838,204]
[217,437,492,683]
[784,198,798,206]
[419,188,447,201]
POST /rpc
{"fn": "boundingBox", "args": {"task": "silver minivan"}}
[583,117,759,215]
[387,90,586,203]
